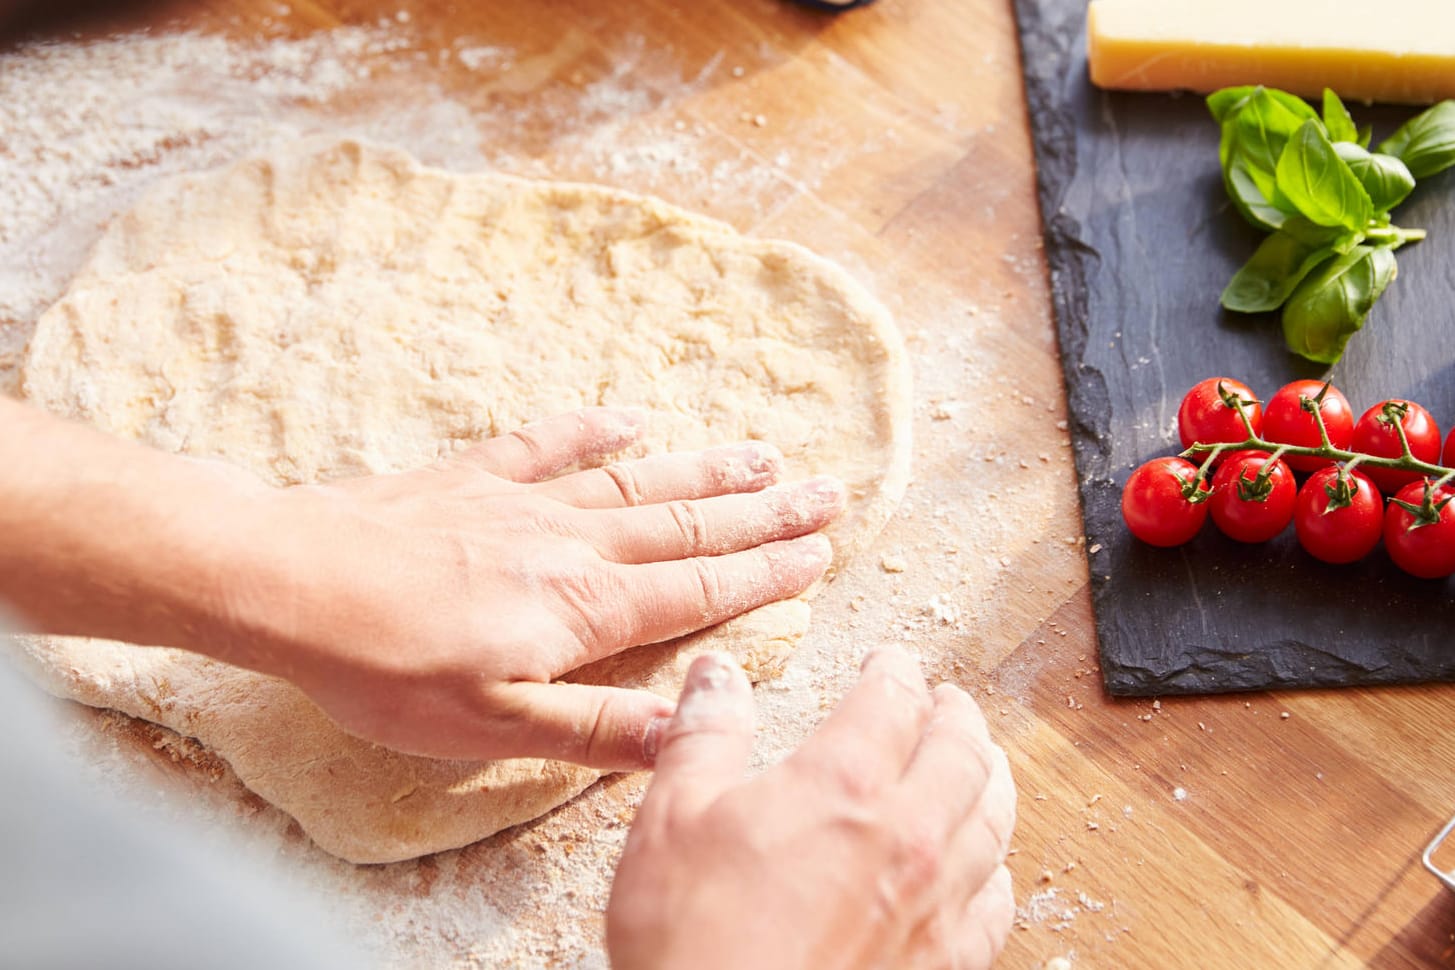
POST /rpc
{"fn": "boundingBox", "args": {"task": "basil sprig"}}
[1210,87,1455,364]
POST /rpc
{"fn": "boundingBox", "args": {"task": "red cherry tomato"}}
[1445,427,1454,467]
[1262,380,1354,472]
[1293,467,1383,564]
[1121,457,1212,547]
[1209,452,1296,543]
[1384,480,1455,579]
[1178,378,1262,454]
[1350,400,1442,495]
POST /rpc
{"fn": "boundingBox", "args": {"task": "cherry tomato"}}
[1293,467,1383,564]
[1445,426,1454,468]
[1177,378,1262,454]
[1262,380,1354,472]
[1384,480,1455,579]
[1121,457,1212,547]
[1350,400,1442,495]
[1209,452,1296,543]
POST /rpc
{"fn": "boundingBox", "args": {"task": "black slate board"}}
[1011,0,1455,695]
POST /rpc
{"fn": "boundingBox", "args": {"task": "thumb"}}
[491,681,675,770]
[642,652,755,816]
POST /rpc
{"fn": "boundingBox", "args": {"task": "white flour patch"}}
[0,26,808,396]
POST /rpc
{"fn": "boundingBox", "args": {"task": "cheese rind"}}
[1088,0,1455,105]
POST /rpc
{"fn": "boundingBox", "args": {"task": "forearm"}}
[0,395,272,658]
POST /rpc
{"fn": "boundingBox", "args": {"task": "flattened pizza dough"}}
[10,140,911,863]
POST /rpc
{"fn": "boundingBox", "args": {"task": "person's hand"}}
[607,647,1017,970]
[229,407,844,768]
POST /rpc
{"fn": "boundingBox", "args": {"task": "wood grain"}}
[5,0,1455,967]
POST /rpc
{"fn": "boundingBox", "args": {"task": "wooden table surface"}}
[7,1,1455,967]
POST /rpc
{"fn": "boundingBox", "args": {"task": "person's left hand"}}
[607,648,1017,970]
[223,407,843,768]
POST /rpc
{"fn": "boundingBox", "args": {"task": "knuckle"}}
[974,790,1016,860]
[957,732,997,789]
[507,427,550,465]
[549,560,632,649]
[579,696,614,764]
[822,756,879,803]
[667,499,711,554]
[690,555,725,612]
[602,461,645,506]
[876,666,933,721]
[890,822,945,893]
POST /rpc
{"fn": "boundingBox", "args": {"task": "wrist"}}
[0,398,275,658]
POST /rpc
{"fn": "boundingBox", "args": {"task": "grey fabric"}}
[0,613,367,970]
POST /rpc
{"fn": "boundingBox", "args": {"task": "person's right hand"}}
[0,398,842,772]
[607,646,1017,970]
[234,407,842,768]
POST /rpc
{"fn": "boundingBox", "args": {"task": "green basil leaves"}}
[1281,245,1397,364]
[1378,101,1455,180]
[1210,87,1454,364]
[1275,120,1372,231]
[1216,88,1321,231]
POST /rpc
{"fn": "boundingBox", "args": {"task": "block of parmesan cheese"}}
[1087,0,1455,105]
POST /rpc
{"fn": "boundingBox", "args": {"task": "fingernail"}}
[686,652,736,692]
[668,653,744,730]
[738,441,783,475]
[859,643,906,672]
[614,407,648,436]
[860,646,884,672]
[800,475,846,508]
[594,406,645,445]
[642,715,671,764]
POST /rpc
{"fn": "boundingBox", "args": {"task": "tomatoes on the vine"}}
[1293,467,1383,564]
[1121,457,1211,547]
[1262,380,1354,472]
[1135,375,1455,575]
[1350,400,1442,495]
[1178,377,1262,453]
[1384,481,1455,579]
[1209,452,1295,543]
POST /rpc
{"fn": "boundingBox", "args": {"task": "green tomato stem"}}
[1308,383,1336,451]
[1386,402,1419,460]
[1181,435,1454,479]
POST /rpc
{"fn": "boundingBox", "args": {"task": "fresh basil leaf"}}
[1322,89,1358,143]
[1260,89,1321,125]
[1209,85,1317,128]
[1222,234,1338,314]
[1275,120,1373,231]
[1218,90,1320,230]
[1377,100,1455,179]
[1225,158,1293,230]
[1207,86,1256,124]
[1333,142,1416,211]
[1281,245,1397,364]
[1356,124,1373,149]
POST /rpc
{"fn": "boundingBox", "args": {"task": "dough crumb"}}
[880,553,908,573]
